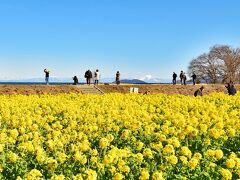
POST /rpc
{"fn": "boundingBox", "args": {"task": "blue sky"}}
[0,0,240,80]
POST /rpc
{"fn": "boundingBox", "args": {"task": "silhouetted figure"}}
[94,69,100,85]
[191,73,197,85]
[73,76,79,85]
[116,71,120,85]
[44,69,50,85]
[172,72,177,85]
[183,73,187,85]
[143,90,150,95]
[84,70,92,85]
[180,71,184,85]
[194,86,204,97]
[225,83,237,95]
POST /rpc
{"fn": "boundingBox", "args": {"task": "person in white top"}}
[94,69,100,85]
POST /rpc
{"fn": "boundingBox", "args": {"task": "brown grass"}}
[0,84,239,95]
[98,84,240,95]
[0,85,82,95]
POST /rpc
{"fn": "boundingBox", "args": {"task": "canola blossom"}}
[0,93,240,179]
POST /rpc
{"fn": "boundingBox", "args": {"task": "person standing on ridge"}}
[44,69,50,85]
[94,69,100,85]
[180,71,184,85]
[172,72,177,85]
[116,71,120,85]
[73,76,79,85]
[84,69,92,85]
[191,73,197,85]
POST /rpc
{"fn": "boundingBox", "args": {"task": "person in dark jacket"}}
[194,86,204,97]
[172,72,177,85]
[84,70,92,85]
[44,69,50,85]
[225,83,237,95]
[180,71,184,85]
[116,71,120,85]
[191,73,197,85]
[73,76,79,85]
[143,90,150,95]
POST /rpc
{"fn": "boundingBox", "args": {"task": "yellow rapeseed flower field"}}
[0,93,240,179]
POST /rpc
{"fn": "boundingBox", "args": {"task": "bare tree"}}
[188,45,240,84]
[188,53,223,83]
[210,45,240,83]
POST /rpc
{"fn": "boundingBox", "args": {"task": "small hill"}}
[114,79,147,84]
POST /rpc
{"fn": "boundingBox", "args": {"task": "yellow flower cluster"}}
[0,92,239,179]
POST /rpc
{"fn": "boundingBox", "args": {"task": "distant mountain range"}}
[0,77,172,84]
[0,78,73,83]
[141,78,171,84]
[117,79,147,84]
[108,78,171,84]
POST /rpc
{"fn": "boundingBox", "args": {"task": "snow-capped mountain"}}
[139,75,171,83]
